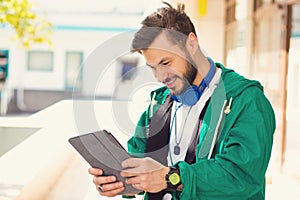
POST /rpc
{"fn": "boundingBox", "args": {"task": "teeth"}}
[166,77,175,84]
[165,77,177,88]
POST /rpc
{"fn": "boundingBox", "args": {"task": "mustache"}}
[162,76,178,84]
[163,75,192,85]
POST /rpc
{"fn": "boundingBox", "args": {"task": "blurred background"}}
[1,0,300,199]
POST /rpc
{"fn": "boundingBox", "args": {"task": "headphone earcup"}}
[171,85,200,106]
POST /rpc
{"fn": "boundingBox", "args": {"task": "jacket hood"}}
[216,63,263,98]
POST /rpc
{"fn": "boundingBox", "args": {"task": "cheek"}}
[171,63,186,76]
[174,58,188,70]
[152,69,157,78]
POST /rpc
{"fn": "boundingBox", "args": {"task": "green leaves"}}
[0,0,53,49]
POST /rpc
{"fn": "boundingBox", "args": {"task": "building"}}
[0,0,300,199]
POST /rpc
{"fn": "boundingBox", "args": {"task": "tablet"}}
[68,129,141,195]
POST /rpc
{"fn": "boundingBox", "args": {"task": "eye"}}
[161,61,170,66]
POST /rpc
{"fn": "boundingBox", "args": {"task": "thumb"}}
[121,157,141,169]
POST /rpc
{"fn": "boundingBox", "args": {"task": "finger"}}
[132,183,143,191]
[100,187,125,197]
[97,186,125,197]
[124,176,141,185]
[121,157,141,168]
[88,168,103,176]
[120,169,140,177]
[93,175,117,185]
[100,181,124,192]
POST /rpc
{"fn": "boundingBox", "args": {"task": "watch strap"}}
[165,167,182,192]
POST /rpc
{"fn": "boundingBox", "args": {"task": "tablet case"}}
[68,129,141,195]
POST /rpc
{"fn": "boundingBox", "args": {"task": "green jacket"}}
[127,64,276,200]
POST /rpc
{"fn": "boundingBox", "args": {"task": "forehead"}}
[142,33,187,63]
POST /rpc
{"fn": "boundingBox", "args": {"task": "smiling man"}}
[88,2,276,200]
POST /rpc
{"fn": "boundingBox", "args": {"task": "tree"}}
[0,0,53,49]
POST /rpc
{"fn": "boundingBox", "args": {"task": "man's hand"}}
[120,157,170,193]
[88,168,125,197]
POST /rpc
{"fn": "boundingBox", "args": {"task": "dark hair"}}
[131,2,197,53]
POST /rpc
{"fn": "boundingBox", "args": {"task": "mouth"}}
[163,76,178,89]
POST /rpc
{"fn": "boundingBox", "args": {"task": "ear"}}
[186,32,199,55]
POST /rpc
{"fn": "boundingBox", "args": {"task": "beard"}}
[177,58,197,95]
[163,51,198,96]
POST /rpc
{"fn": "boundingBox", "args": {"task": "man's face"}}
[141,34,197,95]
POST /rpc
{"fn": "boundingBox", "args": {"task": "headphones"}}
[171,57,216,106]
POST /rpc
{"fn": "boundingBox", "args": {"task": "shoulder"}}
[216,63,264,98]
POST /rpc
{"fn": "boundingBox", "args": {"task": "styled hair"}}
[131,2,197,53]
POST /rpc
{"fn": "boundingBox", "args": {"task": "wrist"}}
[162,166,170,190]
[165,166,183,192]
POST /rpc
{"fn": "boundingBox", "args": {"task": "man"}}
[88,2,275,200]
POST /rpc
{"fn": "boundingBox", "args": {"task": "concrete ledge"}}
[0,100,147,199]
[0,124,76,199]
[15,149,74,200]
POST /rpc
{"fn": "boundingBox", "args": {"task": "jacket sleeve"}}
[127,110,149,158]
[176,88,276,199]
[123,111,149,199]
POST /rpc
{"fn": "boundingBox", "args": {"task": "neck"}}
[192,50,211,86]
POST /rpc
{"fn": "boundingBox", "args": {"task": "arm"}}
[177,88,276,199]
[120,157,169,193]
[88,110,150,197]
[127,110,149,157]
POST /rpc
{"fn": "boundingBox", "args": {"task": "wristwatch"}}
[165,166,183,192]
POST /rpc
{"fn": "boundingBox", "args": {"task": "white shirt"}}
[167,68,221,166]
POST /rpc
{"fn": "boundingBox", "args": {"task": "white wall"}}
[0,0,148,93]
[171,0,226,63]
[0,0,226,97]
[287,37,300,122]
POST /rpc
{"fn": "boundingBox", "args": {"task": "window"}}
[0,50,8,82]
[292,3,300,37]
[28,51,54,71]
[254,0,263,11]
[226,0,236,25]
[120,58,138,81]
[65,51,83,90]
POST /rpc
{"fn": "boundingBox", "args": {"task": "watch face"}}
[169,172,180,185]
